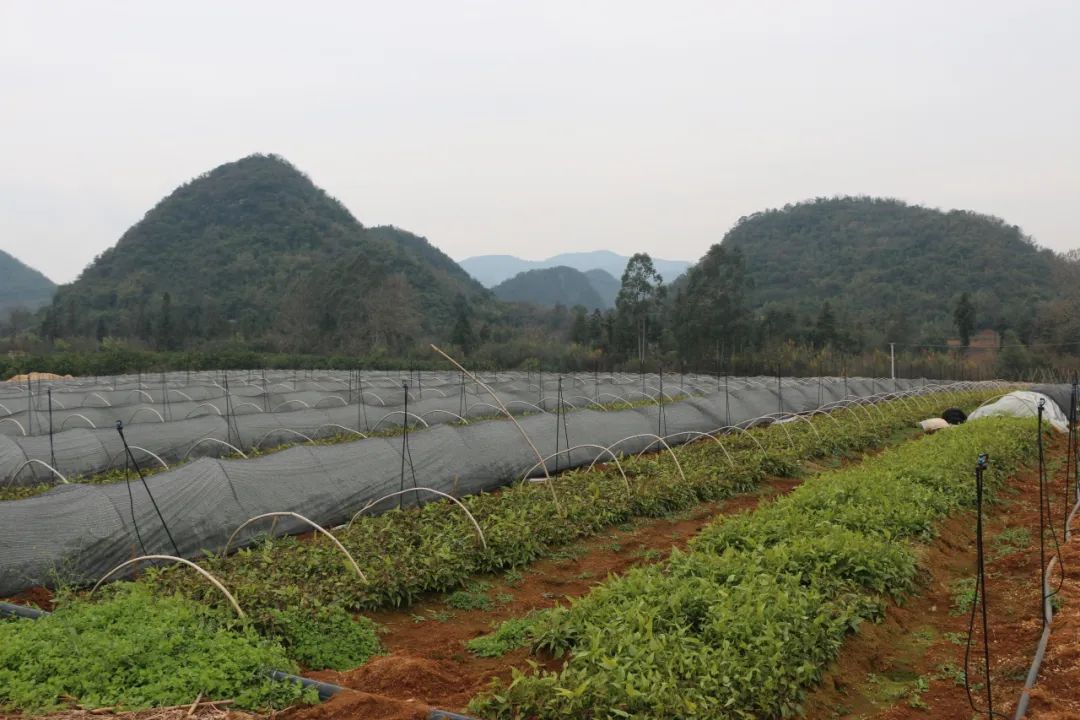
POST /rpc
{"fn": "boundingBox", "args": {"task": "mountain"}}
[0,249,55,317]
[460,250,690,287]
[583,269,620,308]
[493,266,608,310]
[47,154,491,352]
[720,196,1063,340]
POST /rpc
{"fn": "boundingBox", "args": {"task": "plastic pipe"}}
[265,670,345,701]
[1013,490,1080,718]
[428,711,482,720]
[0,601,48,619]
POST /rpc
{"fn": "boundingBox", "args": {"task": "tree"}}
[672,246,748,365]
[362,273,422,352]
[954,293,976,346]
[588,309,604,347]
[996,330,1032,379]
[570,306,590,345]
[4,307,33,338]
[813,301,837,348]
[450,294,476,354]
[156,292,175,350]
[615,253,665,363]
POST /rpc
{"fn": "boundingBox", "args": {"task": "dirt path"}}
[804,436,1077,719]
[288,476,804,720]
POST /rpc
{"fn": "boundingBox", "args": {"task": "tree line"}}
[2,244,1055,381]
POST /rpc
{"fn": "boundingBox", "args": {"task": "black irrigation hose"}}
[1013,387,1080,719]
[0,601,47,619]
[265,670,345,701]
[1036,401,1066,605]
[964,453,1008,720]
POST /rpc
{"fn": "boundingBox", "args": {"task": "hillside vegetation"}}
[583,268,620,308]
[0,249,55,317]
[8,181,1078,380]
[45,154,492,353]
[493,266,609,310]
[720,196,1064,342]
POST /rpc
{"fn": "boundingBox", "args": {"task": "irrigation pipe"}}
[265,670,346,701]
[1013,468,1080,717]
[0,601,47,619]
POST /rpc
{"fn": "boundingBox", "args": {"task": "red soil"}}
[804,436,1080,719]
[290,477,803,720]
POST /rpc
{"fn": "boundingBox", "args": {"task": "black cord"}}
[1036,400,1066,602]
[658,369,667,437]
[964,453,1008,720]
[554,377,562,475]
[47,388,56,470]
[1072,378,1079,505]
[398,382,418,508]
[122,437,147,555]
[561,381,570,464]
[358,378,370,433]
[116,421,177,555]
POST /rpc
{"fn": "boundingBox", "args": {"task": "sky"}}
[2,1,1079,284]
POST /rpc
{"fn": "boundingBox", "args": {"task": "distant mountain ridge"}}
[460,250,690,287]
[493,266,611,310]
[0,249,56,317]
[583,269,621,308]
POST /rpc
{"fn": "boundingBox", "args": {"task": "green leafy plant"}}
[949,578,977,616]
[3,391,995,713]
[0,585,313,713]
[993,526,1032,558]
[264,605,381,670]
[467,612,548,658]
[445,589,493,612]
[468,417,1035,719]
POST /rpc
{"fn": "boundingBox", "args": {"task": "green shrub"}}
[265,605,381,670]
[469,417,1036,719]
[0,585,313,713]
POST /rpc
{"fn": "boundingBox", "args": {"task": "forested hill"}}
[47,154,492,353]
[0,250,55,317]
[493,266,609,310]
[720,197,1064,340]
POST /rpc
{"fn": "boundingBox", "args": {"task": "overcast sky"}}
[2,1,1078,284]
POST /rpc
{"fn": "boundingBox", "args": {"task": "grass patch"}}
[949,577,977,616]
[0,585,314,713]
[265,605,381,670]
[467,611,548,658]
[993,526,1032,558]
